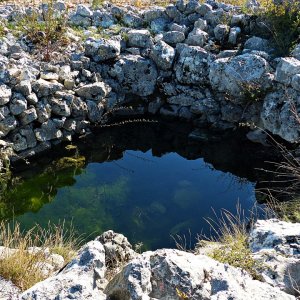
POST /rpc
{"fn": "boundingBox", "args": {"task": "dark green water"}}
[1,123,273,249]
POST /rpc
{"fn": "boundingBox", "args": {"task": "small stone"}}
[85,39,121,62]
[214,24,230,42]
[162,31,185,44]
[291,74,300,91]
[76,4,92,17]
[150,41,175,70]
[15,80,32,96]
[40,72,59,81]
[0,84,11,105]
[186,28,208,47]
[20,108,38,125]
[10,93,27,116]
[127,29,152,48]
[75,82,107,100]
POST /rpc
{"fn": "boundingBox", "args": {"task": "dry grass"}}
[0,221,80,291]
[196,205,263,280]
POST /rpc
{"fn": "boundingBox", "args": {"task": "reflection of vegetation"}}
[0,148,85,220]
[16,176,130,241]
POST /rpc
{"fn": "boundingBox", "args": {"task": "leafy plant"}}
[258,0,300,56]
[15,0,69,61]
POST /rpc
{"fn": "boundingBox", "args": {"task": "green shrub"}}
[15,0,69,61]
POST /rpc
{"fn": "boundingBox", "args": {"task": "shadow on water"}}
[0,121,281,249]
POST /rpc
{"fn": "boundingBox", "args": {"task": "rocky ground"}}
[0,219,297,299]
[0,0,299,167]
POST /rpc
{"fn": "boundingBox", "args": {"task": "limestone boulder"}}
[110,55,158,96]
[209,53,273,100]
[105,248,295,300]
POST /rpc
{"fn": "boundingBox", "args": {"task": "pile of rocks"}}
[13,219,299,300]
[0,0,300,163]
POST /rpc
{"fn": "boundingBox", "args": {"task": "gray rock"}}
[111,55,158,96]
[11,133,27,152]
[186,28,209,47]
[191,97,220,115]
[214,24,230,42]
[69,13,92,27]
[291,74,300,91]
[86,101,104,123]
[21,241,106,300]
[175,45,210,85]
[217,49,238,58]
[244,36,273,53]
[176,0,186,12]
[122,12,143,28]
[291,44,300,60]
[0,83,11,105]
[92,11,115,28]
[179,106,193,120]
[143,7,165,23]
[169,23,188,34]
[209,53,273,99]
[0,276,20,300]
[228,26,241,45]
[150,40,175,70]
[231,14,248,27]
[15,80,32,96]
[160,104,179,118]
[9,93,27,116]
[261,89,300,143]
[36,102,51,123]
[185,0,200,15]
[75,82,107,100]
[85,38,121,62]
[96,230,136,268]
[163,31,185,44]
[196,3,213,16]
[127,29,152,48]
[20,126,37,148]
[21,106,38,125]
[32,79,63,97]
[0,116,17,137]
[50,99,71,117]
[167,94,195,106]
[34,120,62,142]
[275,57,300,85]
[150,17,170,34]
[249,219,300,295]
[71,97,88,119]
[105,248,295,300]
[0,106,10,121]
[148,97,163,114]
[165,5,181,20]
[76,4,92,17]
[194,18,207,31]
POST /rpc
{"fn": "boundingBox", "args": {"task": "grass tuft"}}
[197,205,263,280]
[0,221,81,291]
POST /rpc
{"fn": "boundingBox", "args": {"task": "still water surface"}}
[2,123,269,249]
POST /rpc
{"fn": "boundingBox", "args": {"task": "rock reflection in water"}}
[1,122,277,249]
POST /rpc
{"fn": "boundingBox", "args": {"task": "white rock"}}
[21,241,106,300]
[105,248,295,300]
